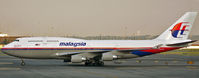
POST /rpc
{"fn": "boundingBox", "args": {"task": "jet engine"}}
[71,55,87,63]
[102,53,118,61]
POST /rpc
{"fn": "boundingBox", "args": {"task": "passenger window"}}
[47,40,59,42]
[28,40,43,42]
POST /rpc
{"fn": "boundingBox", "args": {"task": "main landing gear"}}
[84,60,104,66]
[20,58,25,66]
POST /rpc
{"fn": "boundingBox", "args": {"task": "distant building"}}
[0,34,8,37]
[0,36,28,44]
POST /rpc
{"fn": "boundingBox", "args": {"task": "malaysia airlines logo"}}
[59,42,86,47]
[171,22,189,38]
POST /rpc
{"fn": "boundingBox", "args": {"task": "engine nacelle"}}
[71,55,87,63]
[102,53,118,61]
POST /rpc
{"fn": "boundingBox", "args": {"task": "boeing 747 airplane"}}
[1,12,198,66]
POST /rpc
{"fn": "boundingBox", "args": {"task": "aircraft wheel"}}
[85,60,104,66]
[20,59,25,66]
[99,61,104,66]
[97,61,104,66]
[94,61,104,66]
[85,61,92,66]
[85,62,90,66]
[21,62,25,66]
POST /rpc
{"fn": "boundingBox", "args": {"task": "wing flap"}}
[118,44,163,52]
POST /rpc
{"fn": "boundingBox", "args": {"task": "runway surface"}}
[0,54,199,78]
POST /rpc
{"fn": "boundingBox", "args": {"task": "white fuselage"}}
[1,37,184,59]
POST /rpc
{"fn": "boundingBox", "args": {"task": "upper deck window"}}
[28,40,43,42]
[47,40,59,42]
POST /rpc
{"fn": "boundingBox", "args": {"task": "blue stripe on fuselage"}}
[131,51,154,56]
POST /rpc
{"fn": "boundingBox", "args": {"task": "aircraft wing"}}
[56,50,110,56]
[118,44,163,52]
[56,44,163,56]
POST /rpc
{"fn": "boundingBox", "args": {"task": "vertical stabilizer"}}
[155,12,197,40]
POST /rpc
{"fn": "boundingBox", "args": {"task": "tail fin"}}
[155,12,197,40]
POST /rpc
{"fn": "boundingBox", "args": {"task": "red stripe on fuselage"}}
[2,47,152,50]
[141,47,181,53]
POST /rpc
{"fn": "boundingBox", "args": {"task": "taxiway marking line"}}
[0,62,13,64]
[0,67,20,70]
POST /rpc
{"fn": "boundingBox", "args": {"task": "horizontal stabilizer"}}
[166,40,197,46]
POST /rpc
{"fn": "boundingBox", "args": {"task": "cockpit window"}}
[14,40,19,42]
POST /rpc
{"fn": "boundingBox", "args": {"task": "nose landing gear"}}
[20,59,25,66]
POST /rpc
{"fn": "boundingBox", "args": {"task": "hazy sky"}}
[0,0,199,36]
